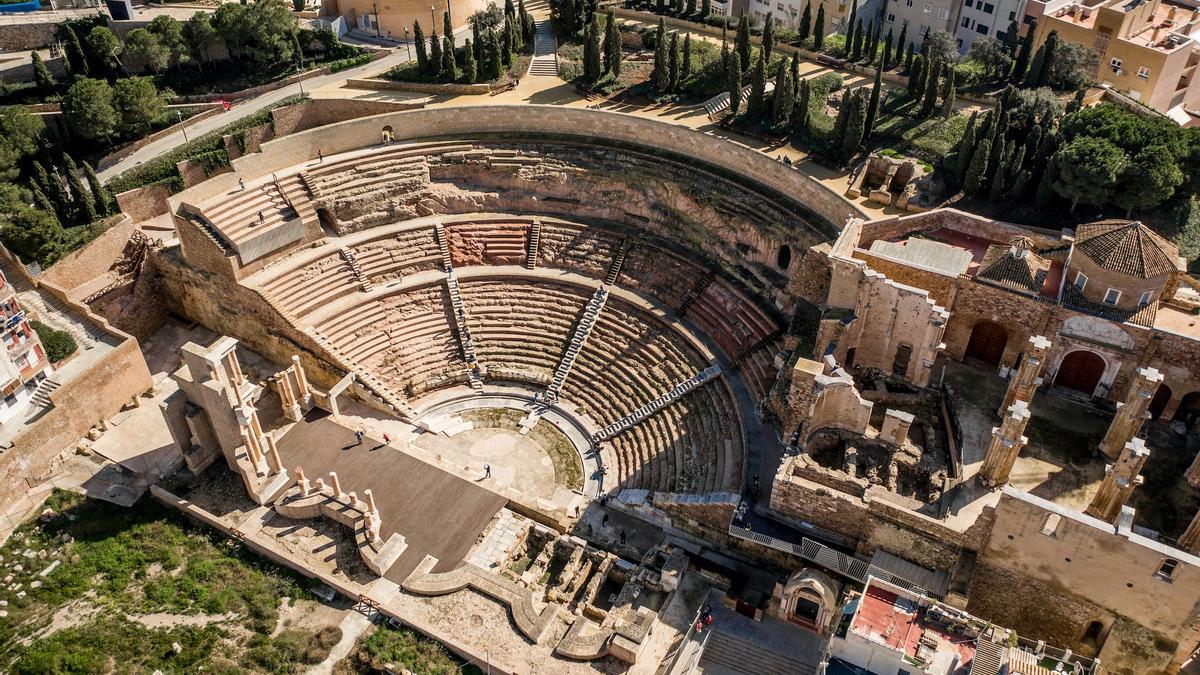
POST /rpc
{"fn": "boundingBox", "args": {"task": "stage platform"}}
[276,413,508,582]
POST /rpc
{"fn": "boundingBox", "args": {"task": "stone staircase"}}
[17,289,103,351]
[677,271,715,316]
[277,175,318,230]
[605,239,631,286]
[697,630,818,675]
[528,20,559,77]
[525,220,541,269]
[703,81,775,119]
[28,377,60,408]
[543,286,609,402]
[592,366,721,442]
[435,223,483,392]
[338,246,374,292]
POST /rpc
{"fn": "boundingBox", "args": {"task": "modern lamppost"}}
[430,5,436,28]
[404,26,412,58]
[176,109,189,142]
[373,1,381,37]
[297,64,305,95]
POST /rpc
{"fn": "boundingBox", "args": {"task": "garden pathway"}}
[528,19,560,77]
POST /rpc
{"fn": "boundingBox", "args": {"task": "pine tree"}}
[790,52,801,99]
[736,15,751,73]
[955,111,979,180]
[682,33,692,81]
[584,16,602,83]
[83,162,110,217]
[881,29,893,70]
[794,77,811,133]
[747,48,767,118]
[1011,18,1035,83]
[63,155,95,224]
[463,39,478,82]
[444,11,455,50]
[842,89,866,159]
[908,55,925,98]
[772,58,793,126]
[919,61,939,116]
[814,6,825,50]
[940,63,955,118]
[430,29,443,78]
[653,20,670,92]
[668,32,680,91]
[864,65,882,140]
[444,36,459,80]
[799,1,812,44]
[964,137,992,195]
[605,12,622,77]
[896,23,907,68]
[414,21,429,73]
[31,52,55,96]
[727,53,743,118]
[763,13,775,58]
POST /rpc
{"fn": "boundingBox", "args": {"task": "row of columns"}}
[271,355,314,422]
[977,336,1200,553]
[295,466,385,544]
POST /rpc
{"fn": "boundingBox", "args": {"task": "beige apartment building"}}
[323,0,485,42]
[882,0,961,48]
[1034,0,1200,119]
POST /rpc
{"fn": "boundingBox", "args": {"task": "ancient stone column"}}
[1099,367,1164,459]
[881,410,914,446]
[1086,438,1151,523]
[1179,509,1200,554]
[364,489,377,515]
[1187,451,1200,488]
[240,427,265,474]
[979,400,1032,488]
[329,471,343,499]
[272,373,302,422]
[292,355,311,400]
[264,435,284,474]
[295,466,311,495]
[1000,335,1052,414]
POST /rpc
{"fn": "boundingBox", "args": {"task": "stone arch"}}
[1149,383,1173,421]
[1082,620,1105,646]
[1054,350,1107,397]
[777,569,841,635]
[1178,392,1200,427]
[776,244,792,270]
[963,320,1008,369]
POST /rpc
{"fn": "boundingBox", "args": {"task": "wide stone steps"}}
[592,365,722,442]
[698,630,816,675]
[529,20,558,77]
[29,377,60,408]
[543,286,608,401]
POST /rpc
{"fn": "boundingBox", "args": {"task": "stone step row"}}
[592,365,722,443]
[543,286,609,402]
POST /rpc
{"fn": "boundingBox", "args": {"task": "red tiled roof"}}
[1073,221,1180,279]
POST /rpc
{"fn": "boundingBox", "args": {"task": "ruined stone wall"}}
[269,97,425,138]
[852,250,960,309]
[967,488,1200,673]
[38,217,138,298]
[115,185,172,224]
[856,210,1063,250]
[941,280,1053,369]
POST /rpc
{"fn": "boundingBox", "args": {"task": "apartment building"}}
[882,0,961,47]
[746,0,856,33]
[955,0,1026,52]
[1034,0,1200,118]
[0,271,50,426]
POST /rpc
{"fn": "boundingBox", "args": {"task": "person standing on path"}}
[483,464,492,479]
[354,430,364,446]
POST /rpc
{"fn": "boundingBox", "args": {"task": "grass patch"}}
[30,320,76,363]
[530,420,583,491]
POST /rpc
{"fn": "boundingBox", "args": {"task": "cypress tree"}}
[472,22,483,64]
[905,42,915,71]
[799,2,812,44]
[842,89,866,159]
[868,22,880,64]
[682,33,692,81]
[584,16,602,83]
[487,30,503,80]
[657,0,665,14]
[32,186,57,220]
[896,23,907,68]
[772,58,793,126]
[63,27,88,78]
[701,0,711,17]
[463,39,478,83]
[443,36,458,80]
[668,31,680,91]
[940,63,955,118]
[790,52,801,99]
[881,29,893,70]
[955,110,979,180]
[814,6,825,50]
[794,77,811,133]
[727,53,743,117]
[63,155,95,224]
[653,20,669,92]
[1066,88,1085,114]
[1011,18,1035,83]
[1009,169,1030,200]
[33,161,71,223]
[847,0,858,40]
[686,0,696,16]
[736,15,751,73]
[763,12,775,58]
[444,11,455,50]
[1037,31,1059,88]
[502,20,515,65]
[673,0,683,15]
[1023,43,1047,88]
[414,21,429,73]
[430,29,443,77]
[83,162,110,217]
[919,60,939,117]
[747,48,767,118]
[964,137,992,195]
[1008,143,1026,185]
[831,90,851,145]
[864,65,882,140]
[989,152,1010,199]
[605,13,623,77]
[851,19,864,61]
[985,110,1008,185]
[721,23,729,70]
[908,54,925,98]
[31,52,55,96]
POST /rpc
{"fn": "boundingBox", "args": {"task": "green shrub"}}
[954,60,989,87]
[328,53,372,72]
[820,34,847,59]
[809,71,844,98]
[30,320,76,363]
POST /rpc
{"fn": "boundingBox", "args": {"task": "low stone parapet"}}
[275,480,407,576]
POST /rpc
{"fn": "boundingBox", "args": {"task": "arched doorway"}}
[1149,384,1173,420]
[1177,392,1200,426]
[777,245,792,270]
[963,321,1008,369]
[1054,350,1106,397]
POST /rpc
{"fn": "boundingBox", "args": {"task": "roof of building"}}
[1073,220,1181,279]
[976,243,1052,296]
[867,237,975,276]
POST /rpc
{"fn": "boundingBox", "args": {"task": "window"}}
[1008,10,1015,19]
[888,12,896,21]
[982,2,994,12]
[906,0,913,7]
[1074,271,1088,291]
[1110,57,1123,73]
[923,1,931,13]
[1040,513,1062,536]
[1137,66,1151,79]
[1104,288,1121,305]
[1140,290,1154,306]
[938,7,949,19]
[997,30,1007,42]
[964,0,971,6]
[1156,558,1179,581]
[976,23,988,34]
[962,16,971,27]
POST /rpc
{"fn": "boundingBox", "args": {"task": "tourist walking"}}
[483,464,492,479]
[354,429,364,445]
